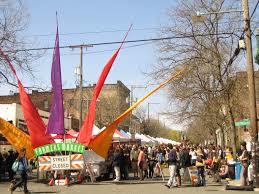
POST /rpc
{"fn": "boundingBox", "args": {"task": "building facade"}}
[0,103,73,151]
[0,80,131,131]
[215,71,259,148]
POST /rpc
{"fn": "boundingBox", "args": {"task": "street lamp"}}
[192,9,243,23]
[0,0,9,8]
[192,2,258,185]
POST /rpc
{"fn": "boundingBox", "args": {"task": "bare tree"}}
[0,0,43,89]
[153,0,245,157]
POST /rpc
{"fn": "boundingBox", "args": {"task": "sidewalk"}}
[227,179,241,186]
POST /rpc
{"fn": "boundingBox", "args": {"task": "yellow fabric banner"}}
[0,117,35,159]
[88,68,186,158]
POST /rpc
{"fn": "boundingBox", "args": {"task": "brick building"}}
[215,71,259,148]
[234,71,259,142]
[0,80,131,131]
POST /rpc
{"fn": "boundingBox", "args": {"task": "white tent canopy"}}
[92,125,102,135]
[51,125,180,145]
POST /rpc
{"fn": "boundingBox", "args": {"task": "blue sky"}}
[1,0,180,129]
[1,0,258,130]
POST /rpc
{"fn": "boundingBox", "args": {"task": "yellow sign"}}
[0,117,34,159]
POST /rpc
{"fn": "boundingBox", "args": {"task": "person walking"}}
[113,148,123,181]
[239,142,249,186]
[138,147,145,180]
[196,150,205,187]
[130,145,139,179]
[155,147,165,178]
[10,147,30,194]
[189,148,197,166]
[175,147,181,187]
[165,144,178,188]
[122,146,130,180]
[6,150,16,181]
[148,155,156,179]
[180,146,191,184]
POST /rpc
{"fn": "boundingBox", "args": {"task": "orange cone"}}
[65,176,69,186]
[48,178,54,186]
[57,174,62,186]
[77,174,81,184]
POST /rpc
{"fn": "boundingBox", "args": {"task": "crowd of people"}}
[0,148,18,182]
[106,142,253,188]
[0,147,30,194]
[0,141,254,193]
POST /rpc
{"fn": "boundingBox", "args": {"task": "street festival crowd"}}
[0,141,255,193]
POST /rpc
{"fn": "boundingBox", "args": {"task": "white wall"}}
[0,103,72,129]
[0,103,17,126]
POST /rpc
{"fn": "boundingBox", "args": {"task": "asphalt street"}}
[0,179,257,194]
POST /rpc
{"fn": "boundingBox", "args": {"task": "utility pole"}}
[129,85,146,135]
[147,102,160,125]
[147,103,150,123]
[69,44,93,129]
[242,0,259,186]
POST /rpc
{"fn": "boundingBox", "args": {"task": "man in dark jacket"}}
[180,147,191,183]
[165,144,178,188]
[6,149,16,181]
[113,148,123,181]
[121,146,130,180]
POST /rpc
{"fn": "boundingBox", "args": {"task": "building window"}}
[44,100,49,109]
[126,96,130,104]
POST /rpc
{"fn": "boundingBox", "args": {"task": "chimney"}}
[32,90,38,94]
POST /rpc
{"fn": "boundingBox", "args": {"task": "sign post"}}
[51,155,71,170]
[234,119,250,127]
[34,143,85,156]
[38,154,84,172]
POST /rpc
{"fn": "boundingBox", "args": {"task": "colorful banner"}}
[51,155,70,170]
[46,24,65,135]
[0,49,54,148]
[77,25,132,146]
[38,154,84,171]
[34,143,85,156]
[0,118,34,159]
[88,68,186,158]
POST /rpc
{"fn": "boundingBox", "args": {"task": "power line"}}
[24,19,259,39]
[250,0,259,19]
[59,42,152,56]
[223,0,259,79]
[24,20,252,38]
[5,32,240,53]
[25,27,160,37]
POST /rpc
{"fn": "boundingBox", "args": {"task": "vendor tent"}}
[119,129,131,139]
[113,129,130,139]
[67,129,78,137]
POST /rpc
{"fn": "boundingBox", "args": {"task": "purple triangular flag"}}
[46,25,65,134]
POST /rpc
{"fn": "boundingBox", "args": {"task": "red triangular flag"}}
[77,25,132,146]
[0,49,54,148]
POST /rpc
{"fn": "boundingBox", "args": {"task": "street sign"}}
[38,154,84,171]
[51,155,70,170]
[34,143,85,156]
[234,119,250,126]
